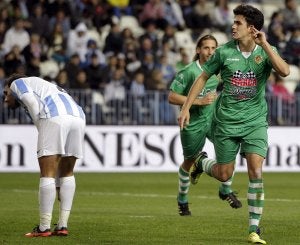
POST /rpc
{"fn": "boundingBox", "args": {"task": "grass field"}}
[0,172,299,245]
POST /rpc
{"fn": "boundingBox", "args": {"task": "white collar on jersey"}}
[196,60,202,70]
[236,43,258,58]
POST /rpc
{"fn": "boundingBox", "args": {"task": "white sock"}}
[39,177,56,231]
[58,176,76,228]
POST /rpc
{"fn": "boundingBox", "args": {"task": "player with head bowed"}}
[178,4,289,244]
[168,34,242,217]
[3,74,86,237]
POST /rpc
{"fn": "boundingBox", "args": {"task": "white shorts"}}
[36,115,86,158]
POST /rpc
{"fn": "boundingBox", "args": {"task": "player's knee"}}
[214,164,234,182]
[218,173,231,182]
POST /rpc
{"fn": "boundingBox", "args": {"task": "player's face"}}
[197,39,217,63]
[3,85,19,109]
[232,15,252,40]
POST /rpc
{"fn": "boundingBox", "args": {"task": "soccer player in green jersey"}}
[169,35,242,216]
[178,4,290,245]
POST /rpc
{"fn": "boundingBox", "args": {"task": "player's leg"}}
[52,116,85,235]
[52,156,77,236]
[177,158,194,216]
[242,125,267,244]
[246,153,266,244]
[25,155,60,237]
[178,128,206,215]
[218,173,242,209]
[190,132,242,208]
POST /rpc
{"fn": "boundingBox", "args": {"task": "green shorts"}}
[180,122,212,160]
[213,124,268,164]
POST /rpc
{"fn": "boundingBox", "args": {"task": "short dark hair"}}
[4,73,27,87]
[233,4,264,30]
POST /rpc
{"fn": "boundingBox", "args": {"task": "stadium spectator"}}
[48,9,71,39]
[26,56,41,77]
[2,18,30,55]
[189,0,213,38]
[70,69,90,89]
[178,5,290,244]
[55,68,70,89]
[154,54,177,87]
[67,22,89,63]
[280,0,300,32]
[283,25,300,66]
[124,42,142,77]
[104,68,127,123]
[161,24,178,52]
[156,40,179,68]
[107,0,132,18]
[175,48,190,71]
[162,0,186,30]
[85,53,106,90]
[99,52,119,87]
[137,36,156,63]
[82,0,112,30]
[46,0,72,19]
[26,3,50,39]
[22,33,45,64]
[121,27,139,51]
[103,22,123,55]
[130,70,146,124]
[85,39,106,67]
[267,11,286,54]
[178,0,194,30]
[3,45,25,76]
[140,52,156,87]
[211,0,231,35]
[138,0,167,29]
[65,53,82,87]
[0,20,7,58]
[47,22,68,66]
[0,65,5,97]
[139,20,160,54]
[3,74,85,237]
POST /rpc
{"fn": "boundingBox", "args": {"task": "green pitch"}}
[0,172,299,245]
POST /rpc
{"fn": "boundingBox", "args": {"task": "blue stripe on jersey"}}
[77,105,85,119]
[44,95,58,117]
[14,79,28,94]
[58,94,73,115]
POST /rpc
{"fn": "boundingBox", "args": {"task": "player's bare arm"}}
[168,91,217,106]
[251,26,290,77]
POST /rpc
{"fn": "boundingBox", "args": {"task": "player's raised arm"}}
[251,26,290,77]
[178,71,209,129]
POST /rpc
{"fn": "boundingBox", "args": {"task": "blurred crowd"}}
[0,0,299,125]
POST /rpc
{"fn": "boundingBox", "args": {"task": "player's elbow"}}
[278,67,290,77]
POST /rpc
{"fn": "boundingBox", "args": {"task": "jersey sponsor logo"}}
[230,70,257,100]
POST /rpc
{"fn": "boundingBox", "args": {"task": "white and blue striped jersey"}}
[10,76,85,121]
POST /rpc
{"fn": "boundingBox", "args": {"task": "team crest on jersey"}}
[254,55,263,64]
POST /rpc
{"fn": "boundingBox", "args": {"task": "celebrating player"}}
[178,4,289,244]
[169,34,242,216]
[3,74,86,237]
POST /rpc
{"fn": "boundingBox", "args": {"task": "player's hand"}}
[251,26,267,46]
[178,108,190,130]
[201,92,217,105]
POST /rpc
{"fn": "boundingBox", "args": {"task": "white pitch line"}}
[9,189,300,203]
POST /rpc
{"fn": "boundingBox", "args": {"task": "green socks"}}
[177,166,190,203]
[248,179,264,233]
